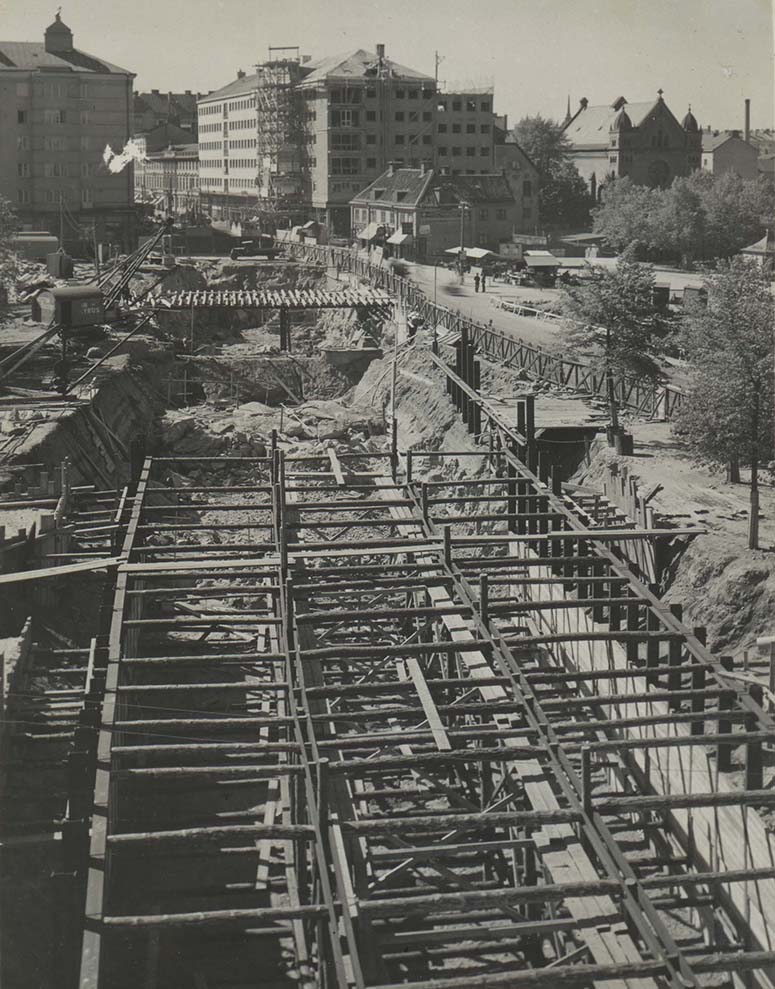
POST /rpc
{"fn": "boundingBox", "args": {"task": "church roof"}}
[564,99,657,148]
[682,108,699,132]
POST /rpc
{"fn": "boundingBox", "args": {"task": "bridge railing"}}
[285,241,684,421]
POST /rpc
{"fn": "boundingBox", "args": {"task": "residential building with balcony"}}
[0,13,136,251]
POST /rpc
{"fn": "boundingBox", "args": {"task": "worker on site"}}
[481,271,487,293]
[474,273,480,293]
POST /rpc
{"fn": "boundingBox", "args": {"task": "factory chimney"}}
[744,98,751,143]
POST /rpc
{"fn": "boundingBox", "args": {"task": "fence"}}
[285,241,684,421]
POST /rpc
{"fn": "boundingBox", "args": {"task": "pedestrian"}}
[474,273,480,293]
[481,272,487,293]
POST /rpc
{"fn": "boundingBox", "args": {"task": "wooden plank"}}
[0,555,123,585]
[327,449,346,487]
[401,657,451,751]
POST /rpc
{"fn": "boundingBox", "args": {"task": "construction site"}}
[2,225,775,989]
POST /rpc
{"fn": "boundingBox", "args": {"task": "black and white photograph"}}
[0,1,774,986]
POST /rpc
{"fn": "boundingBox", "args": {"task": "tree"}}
[562,249,670,430]
[593,172,775,264]
[673,257,774,548]
[0,194,18,306]
[512,115,591,229]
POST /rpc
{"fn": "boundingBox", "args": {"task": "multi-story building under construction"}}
[197,44,520,236]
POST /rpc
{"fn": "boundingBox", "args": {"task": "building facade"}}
[494,128,540,233]
[350,165,519,259]
[701,130,758,179]
[434,90,496,175]
[563,93,702,199]
[135,143,199,219]
[0,14,136,251]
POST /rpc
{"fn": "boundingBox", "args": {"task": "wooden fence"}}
[286,241,684,421]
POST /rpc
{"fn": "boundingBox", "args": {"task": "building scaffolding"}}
[255,53,307,213]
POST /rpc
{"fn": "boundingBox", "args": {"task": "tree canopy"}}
[561,249,669,381]
[593,172,775,264]
[512,115,591,230]
[673,257,774,471]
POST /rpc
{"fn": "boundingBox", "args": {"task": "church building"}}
[562,92,702,199]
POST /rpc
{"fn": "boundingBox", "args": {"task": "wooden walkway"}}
[157,287,394,310]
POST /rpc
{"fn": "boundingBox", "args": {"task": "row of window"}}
[228,97,255,111]
[229,159,257,169]
[17,188,93,205]
[437,99,490,113]
[17,109,91,125]
[328,86,435,103]
[438,123,490,134]
[15,81,92,98]
[200,103,222,115]
[16,136,95,151]
[17,162,95,178]
[393,110,433,123]
[437,146,490,158]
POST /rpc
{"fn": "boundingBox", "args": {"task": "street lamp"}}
[458,200,470,285]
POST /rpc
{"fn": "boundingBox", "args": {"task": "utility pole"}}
[59,193,64,250]
[458,201,470,284]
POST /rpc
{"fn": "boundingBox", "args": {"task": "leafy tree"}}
[512,115,591,229]
[673,257,774,548]
[562,249,670,429]
[512,115,570,175]
[0,194,18,305]
[592,172,775,263]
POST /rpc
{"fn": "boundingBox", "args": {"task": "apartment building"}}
[0,14,136,251]
[434,89,496,175]
[135,143,200,218]
[134,89,201,139]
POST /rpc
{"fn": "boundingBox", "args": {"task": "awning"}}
[386,231,411,245]
[524,254,560,268]
[358,222,382,241]
[444,246,495,260]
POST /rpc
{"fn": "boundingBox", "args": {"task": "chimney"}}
[579,97,588,110]
[387,160,396,177]
[185,89,191,95]
[419,160,427,176]
[237,69,246,79]
[376,43,385,59]
[152,88,160,95]
[745,98,751,142]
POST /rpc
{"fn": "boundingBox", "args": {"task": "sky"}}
[3,0,773,131]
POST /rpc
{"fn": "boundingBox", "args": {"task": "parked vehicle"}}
[229,234,281,260]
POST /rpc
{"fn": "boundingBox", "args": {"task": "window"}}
[18,189,30,204]
[396,191,407,201]
[17,110,27,124]
[452,100,461,111]
[82,188,93,207]
[496,208,506,220]
[466,147,475,157]
[437,100,447,112]
[423,111,431,122]
[17,162,29,177]
[480,124,491,134]
[45,189,58,203]
[466,123,475,133]
[452,123,461,134]
[438,123,447,134]
[480,147,489,156]
[374,189,386,199]
[366,87,376,98]
[438,146,448,156]
[16,135,29,151]
[409,111,418,122]
[451,146,461,156]
[395,88,405,99]
[80,82,89,98]
[395,134,405,145]
[331,133,360,150]
[466,99,476,112]
[44,109,66,124]
[81,136,90,151]
[395,111,404,121]
[330,157,359,175]
[366,110,376,122]
[523,180,532,197]
[481,100,491,112]
[366,134,376,144]
[408,89,418,99]
[331,108,357,127]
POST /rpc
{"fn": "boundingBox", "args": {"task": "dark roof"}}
[0,40,132,74]
[147,143,198,159]
[351,167,435,206]
[300,49,433,85]
[351,168,515,208]
[135,90,200,117]
[134,121,195,151]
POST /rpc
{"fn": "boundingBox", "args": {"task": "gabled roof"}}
[198,73,258,103]
[300,49,433,85]
[135,91,200,117]
[0,39,132,74]
[701,130,756,153]
[350,168,515,209]
[564,99,657,148]
[351,167,435,207]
